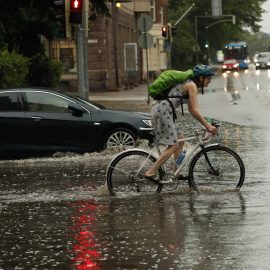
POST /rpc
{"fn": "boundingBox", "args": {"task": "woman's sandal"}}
[145,174,163,185]
[177,174,189,180]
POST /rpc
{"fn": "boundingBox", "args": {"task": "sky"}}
[259,1,270,33]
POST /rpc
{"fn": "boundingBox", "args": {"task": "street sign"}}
[138,33,154,49]
[137,16,153,32]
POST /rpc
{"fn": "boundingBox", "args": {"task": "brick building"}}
[44,0,168,93]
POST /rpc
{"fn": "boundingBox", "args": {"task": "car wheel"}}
[104,128,138,149]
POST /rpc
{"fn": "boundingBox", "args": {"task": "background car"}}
[255,52,270,70]
[222,59,239,73]
[253,53,259,63]
[0,88,152,159]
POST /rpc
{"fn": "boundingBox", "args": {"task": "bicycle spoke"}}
[189,145,245,191]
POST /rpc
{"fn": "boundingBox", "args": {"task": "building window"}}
[159,6,164,24]
[150,0,156,22]
[60,48,74,71]
[124,43,137,72]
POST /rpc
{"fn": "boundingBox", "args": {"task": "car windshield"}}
[258,53,270,58]
[64,93,107,110]
[224,59,237,64]
[257,57,270,62]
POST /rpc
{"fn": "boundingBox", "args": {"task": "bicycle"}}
[106,123,245,196]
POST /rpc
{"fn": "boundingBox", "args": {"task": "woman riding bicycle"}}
[144,64,218,188]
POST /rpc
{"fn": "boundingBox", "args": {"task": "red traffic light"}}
[162,26,167,38]
[71,0,81,9]
[69,0,82,24]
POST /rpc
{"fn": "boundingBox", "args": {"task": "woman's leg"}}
[173,133,185,173]
[144,144,179,178]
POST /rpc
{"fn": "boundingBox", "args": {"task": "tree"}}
[0,0,56,57]
[168,0,267,67]
[0,47,30,88]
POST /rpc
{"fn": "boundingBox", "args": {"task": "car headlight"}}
[267,63,270,66]
[222,65,227,68]
[233,64,238,68]
[256,63,259,66]
[142,119,151,126]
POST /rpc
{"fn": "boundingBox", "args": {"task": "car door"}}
[0,90,27,152]
[23,90,96,152]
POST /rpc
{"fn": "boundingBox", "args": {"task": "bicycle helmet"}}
[193,65,217,95]
[193,64,217,77]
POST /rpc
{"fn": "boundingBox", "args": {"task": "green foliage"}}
[168,0,267,67]
[28,56,64,88]
[89,0,113,21]
[0,47,30,88]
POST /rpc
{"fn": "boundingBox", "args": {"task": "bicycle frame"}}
[138,128,218,181]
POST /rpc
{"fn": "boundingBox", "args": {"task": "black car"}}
[0,88,151,158]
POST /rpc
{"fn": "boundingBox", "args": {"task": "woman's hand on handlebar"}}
[205,123,218,135]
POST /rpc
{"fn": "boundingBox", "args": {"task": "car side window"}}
[26,92,71,112]
[0,92,20,111]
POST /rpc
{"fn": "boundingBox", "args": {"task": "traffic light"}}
[162,26,167,38]
[205,41,209,48]
[69,0,82,24]
[53,0,66,37]
[172,25,177,36]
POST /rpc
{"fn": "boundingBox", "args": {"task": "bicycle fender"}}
[204,143,219,148]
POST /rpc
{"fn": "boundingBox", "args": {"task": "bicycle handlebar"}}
[201,122,219,144]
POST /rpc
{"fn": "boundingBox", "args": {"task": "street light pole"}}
[174,3,195,27]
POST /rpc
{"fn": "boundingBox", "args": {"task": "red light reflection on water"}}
[68,201,106,269]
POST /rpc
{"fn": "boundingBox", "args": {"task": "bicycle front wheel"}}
[106,149,164,196]
[188,145,245,191]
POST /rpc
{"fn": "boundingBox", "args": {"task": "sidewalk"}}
[89,84,154,112]
[89,84,151,101]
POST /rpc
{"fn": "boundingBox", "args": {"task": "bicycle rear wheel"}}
[106,149,164,196]
[188,145,245,191]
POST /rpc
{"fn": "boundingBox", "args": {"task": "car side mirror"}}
[68,103,85,117]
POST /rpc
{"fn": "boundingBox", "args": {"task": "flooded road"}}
[1,69,270,269]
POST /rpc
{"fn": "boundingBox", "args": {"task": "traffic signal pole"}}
[75,0,89,100]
